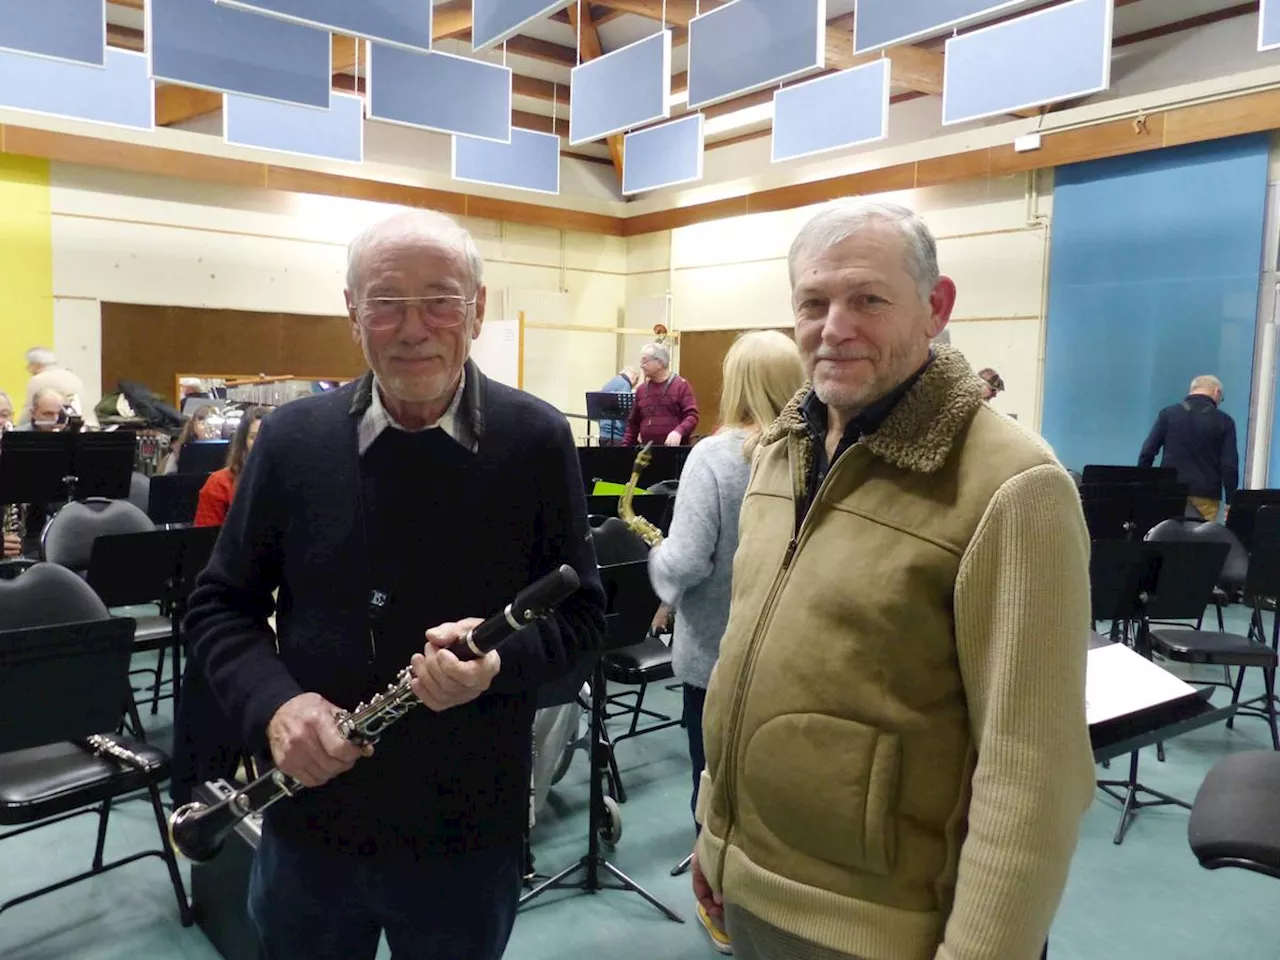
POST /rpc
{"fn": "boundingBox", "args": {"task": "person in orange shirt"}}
[195,406,269,528]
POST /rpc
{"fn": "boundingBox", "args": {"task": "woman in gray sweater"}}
[648,330,804,828]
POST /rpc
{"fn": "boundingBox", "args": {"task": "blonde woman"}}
[647,330,804,953]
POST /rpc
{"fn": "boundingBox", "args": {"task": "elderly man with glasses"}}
[185,209,606,960]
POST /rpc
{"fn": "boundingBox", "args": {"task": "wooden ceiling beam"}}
[567,3,624,184]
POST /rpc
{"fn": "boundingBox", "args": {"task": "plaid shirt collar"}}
[356,366,475,456]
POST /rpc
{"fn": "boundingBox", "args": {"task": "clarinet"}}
[168,564,582,863]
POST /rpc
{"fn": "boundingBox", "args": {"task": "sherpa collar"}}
[761,344,985,474]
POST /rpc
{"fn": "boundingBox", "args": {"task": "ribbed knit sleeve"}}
[649,439,719,606]
[941,463,1095,960]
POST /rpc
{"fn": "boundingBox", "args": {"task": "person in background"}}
[0,391,13,432]
[978,367,1004,401]
[22,347,95,427]
[1139,374,1239,522]
[1,390,15,559]
[692,201,1094,960]
[598,367,640,445]
[18,387,70,433]
[648,330,803,954]
[3,389,68,558]
[163,404,216,474]
[621,343,699,447]
[194,406,269,528]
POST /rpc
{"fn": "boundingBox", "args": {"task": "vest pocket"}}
[742,714,901,876]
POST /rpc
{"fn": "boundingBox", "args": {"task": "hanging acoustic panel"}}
[473,0,574,51]
[853,0,1043,54]
[1262,0,1280,51]
[214,0,432,52]
[687,0,825,110]
[367,43,513,143]
[224,90,364,163]
[622,113,703,196]
[942,0,1112,126]
[0,0,105,66]
[149,0,332,107]
[453,127,560,195]
[570,30,670,146]
[772,59,889,163]
[0,47,152,130]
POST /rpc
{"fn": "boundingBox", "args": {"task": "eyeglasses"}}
[356,295,476,331]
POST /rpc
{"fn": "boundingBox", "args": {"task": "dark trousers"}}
[684,683,707,827]
[248,820,522,960]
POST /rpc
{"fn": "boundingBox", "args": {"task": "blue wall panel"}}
[570,30,670,146]
[150,0,331,107]
[854,0,1038,53]
[1262,0,1280,50]
[687,0,824,110]
[453,127,559,195]
[0,47,152,130]
[623,113,703,196]
[225,90,363,162]
[473,0,573,50]
[772,60,888,163]
[0,0,105,66]
[216,0,431,52]
[1042,135,1270,478]
[367,44,513,143]
[942,0,1112,125]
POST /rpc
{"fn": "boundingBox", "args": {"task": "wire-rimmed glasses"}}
[355,295,476,331]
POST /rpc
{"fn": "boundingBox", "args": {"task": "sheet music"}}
[1086,643,1200,726]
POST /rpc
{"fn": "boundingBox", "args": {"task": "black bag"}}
[116,380,184,431]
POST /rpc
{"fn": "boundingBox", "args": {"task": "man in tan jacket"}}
[691,201,1095,960]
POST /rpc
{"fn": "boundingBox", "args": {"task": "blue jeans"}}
[248,820,522,960]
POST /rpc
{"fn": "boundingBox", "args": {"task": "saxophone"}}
[618,442,663,547]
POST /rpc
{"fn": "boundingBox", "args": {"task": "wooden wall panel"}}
[679,327,794,436]
[101,302,366,402]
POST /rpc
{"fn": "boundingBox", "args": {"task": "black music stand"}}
[86,526,221,714]
[519,559,683,923]
[0,430,135,506]
[148,472,210,526]
[1082,465,1177,485]
[178,440,230,475]
[585,392,634,447]
[1226,489,1280,550]
[1080,481,1188,541]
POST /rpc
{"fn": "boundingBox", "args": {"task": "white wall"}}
[626,171,1053,429]
[47,163,627,417]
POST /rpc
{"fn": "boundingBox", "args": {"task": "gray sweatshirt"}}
[648,428,752,689]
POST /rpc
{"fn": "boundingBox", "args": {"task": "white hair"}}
[642,343,670,367]
[26,347,56,367]
[1190,375,1222,394]
[788,201,941,303]
[345,209,484,296]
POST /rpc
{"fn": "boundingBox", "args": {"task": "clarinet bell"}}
[168,800,227,863]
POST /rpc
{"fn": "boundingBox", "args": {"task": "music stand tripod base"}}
[519,657,683,923]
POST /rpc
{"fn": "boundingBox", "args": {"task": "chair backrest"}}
[0,618,136,754]
[590,517,649,566]
[42,497,156,571]
[1145,517,1201,542]
[1188,521,1249,590]
[127,470,151,514]
[1143,540,1232,622]
[0,561,109,630]
[647,479,680,496]
[596,558,660,653]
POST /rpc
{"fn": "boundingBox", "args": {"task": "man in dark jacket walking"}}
[1139,375,1239,521]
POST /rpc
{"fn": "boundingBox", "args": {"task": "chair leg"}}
[150,642,166,715]
[1216,602,1225,632]
[599,723,627,804]
[123,698,147,742]
[92,800,111,871]
[1228,666,1248,729]
[144,781,193,926]
[1265,667,1280,752]
[628,682,649,737]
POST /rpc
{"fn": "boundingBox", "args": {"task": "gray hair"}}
[1190,375,1222,394]
[641,343,670,367]
[32,387,66,408]
[26,347,56,367]
[621,366,641,382]
[346,209,485,296]
[0,390,11,410]
[788,201,941,303]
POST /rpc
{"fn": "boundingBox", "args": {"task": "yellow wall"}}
[0,156,53,411]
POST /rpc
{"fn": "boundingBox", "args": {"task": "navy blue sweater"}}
[184,365,605,857]
[1138,394,1239,501]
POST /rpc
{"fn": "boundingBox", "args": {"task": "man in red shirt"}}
[621,343,699,446]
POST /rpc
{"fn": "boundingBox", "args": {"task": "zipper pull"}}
[782,538,797,568]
